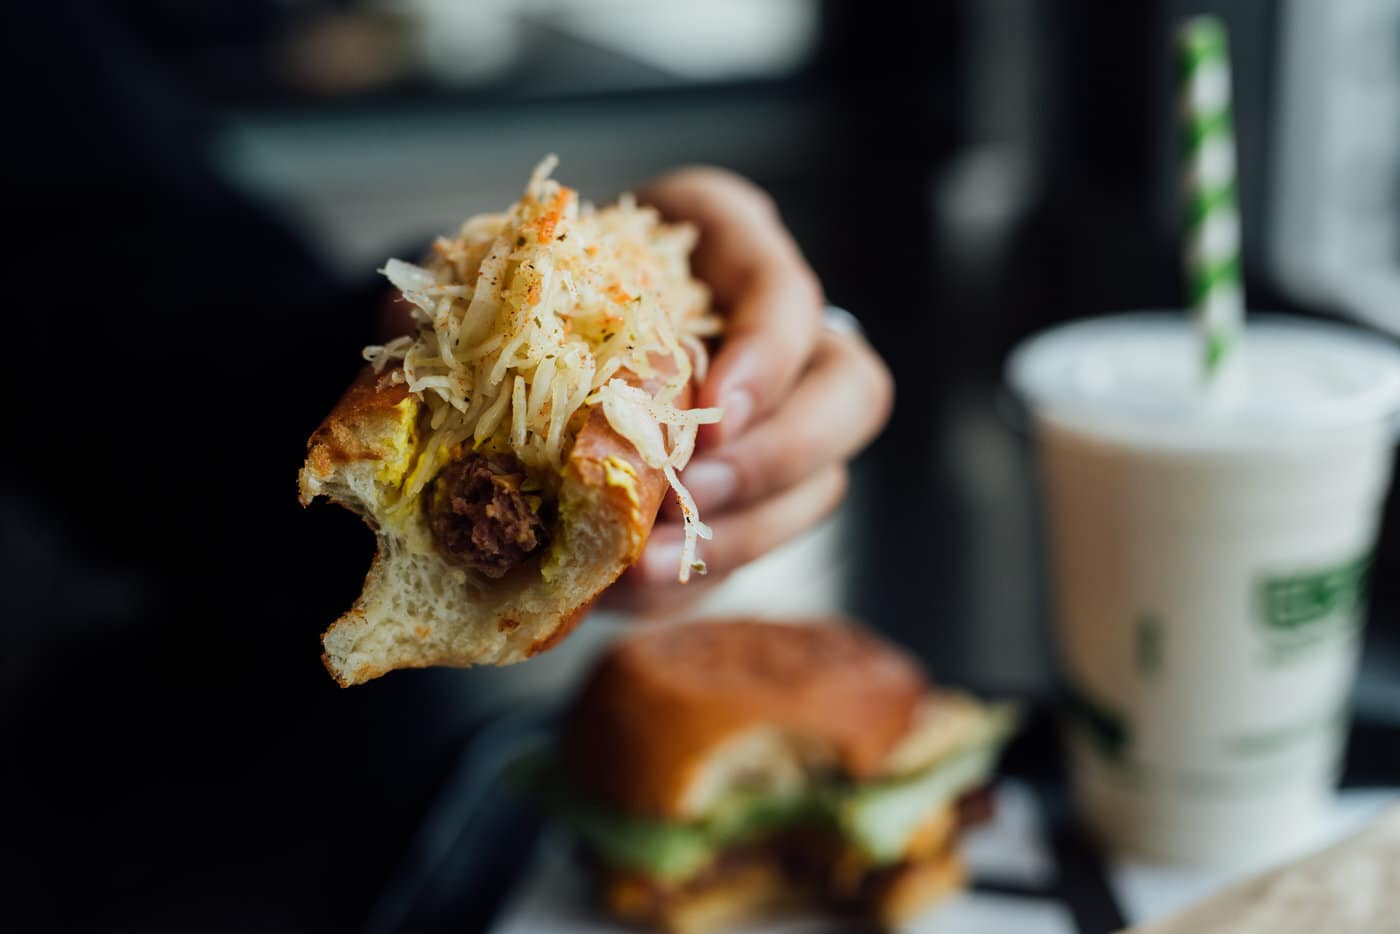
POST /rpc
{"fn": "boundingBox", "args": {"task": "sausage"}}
[426,451,552,578]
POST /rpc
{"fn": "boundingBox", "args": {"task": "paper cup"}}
[1008,313,1400,866]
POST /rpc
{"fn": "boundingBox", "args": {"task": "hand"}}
[605,168,894,616]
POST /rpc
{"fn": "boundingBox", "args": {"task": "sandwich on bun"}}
[299,158,722,686]
[523,617,1017,932]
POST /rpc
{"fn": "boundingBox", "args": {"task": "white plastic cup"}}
[1008,313,1400,867]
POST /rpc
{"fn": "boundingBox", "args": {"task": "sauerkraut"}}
[364,156,723,582]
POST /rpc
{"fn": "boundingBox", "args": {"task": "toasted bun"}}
[563,618,930,820]
[600,849,964,934]
[870,850,966,928]
[605,862,796,934]
[298,366,669,686]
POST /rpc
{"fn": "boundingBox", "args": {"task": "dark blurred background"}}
[4,0,1399,931]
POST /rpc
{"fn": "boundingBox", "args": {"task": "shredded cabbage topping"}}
[364,156,723,582]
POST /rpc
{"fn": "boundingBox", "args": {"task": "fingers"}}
[639,168,795,294]
[702,261,824,443]
[632,464,848,586]
[665,329,893,517]
[640,168,825,443]
[597,569,728,622]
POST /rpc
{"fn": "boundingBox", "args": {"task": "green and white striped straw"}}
[1178,15,1244,378]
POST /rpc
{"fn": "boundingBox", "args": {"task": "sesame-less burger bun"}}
[299,366,671,687]
[563,618,933,820]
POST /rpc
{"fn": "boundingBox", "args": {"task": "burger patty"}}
[426,451,553,577]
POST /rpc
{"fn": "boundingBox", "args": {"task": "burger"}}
[523,618,1018,932]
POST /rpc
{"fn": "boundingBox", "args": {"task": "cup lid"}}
[1006,313,1400,448]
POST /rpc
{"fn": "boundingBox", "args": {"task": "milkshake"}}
[1009,312,1400,866]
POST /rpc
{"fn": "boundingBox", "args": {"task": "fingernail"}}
[680,459,737,511]
[719,389,754,440]
[642,539,684,582]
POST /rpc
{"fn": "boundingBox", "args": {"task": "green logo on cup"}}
[1255,553,1370,661]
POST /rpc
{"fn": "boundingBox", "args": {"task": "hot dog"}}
[298,157,721,686]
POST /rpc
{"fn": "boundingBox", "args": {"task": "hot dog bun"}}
[299,366,672,686]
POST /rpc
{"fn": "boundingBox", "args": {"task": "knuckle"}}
[709,170,779,218]
[866,349,895,422]
[824,465,850,513]
[786,414,835,469]
[833,336,894,422]
[671,166,777,214]
[745,184,782,222]
[654,164,725,189]
[792,264,826,313]
[754,260,824,328]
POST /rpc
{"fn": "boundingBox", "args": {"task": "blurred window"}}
[175,0,823,103]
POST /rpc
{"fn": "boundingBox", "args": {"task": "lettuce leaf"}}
[513,703,1017,880]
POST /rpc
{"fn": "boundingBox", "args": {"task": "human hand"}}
[605,167,894,616]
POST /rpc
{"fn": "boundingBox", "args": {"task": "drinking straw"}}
[1178,15,1244,378]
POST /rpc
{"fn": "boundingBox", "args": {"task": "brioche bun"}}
[600,848,965,934]
[563,618,930,820]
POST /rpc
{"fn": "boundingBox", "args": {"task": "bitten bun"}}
[299,366,670,686]
[563,618,930,819]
